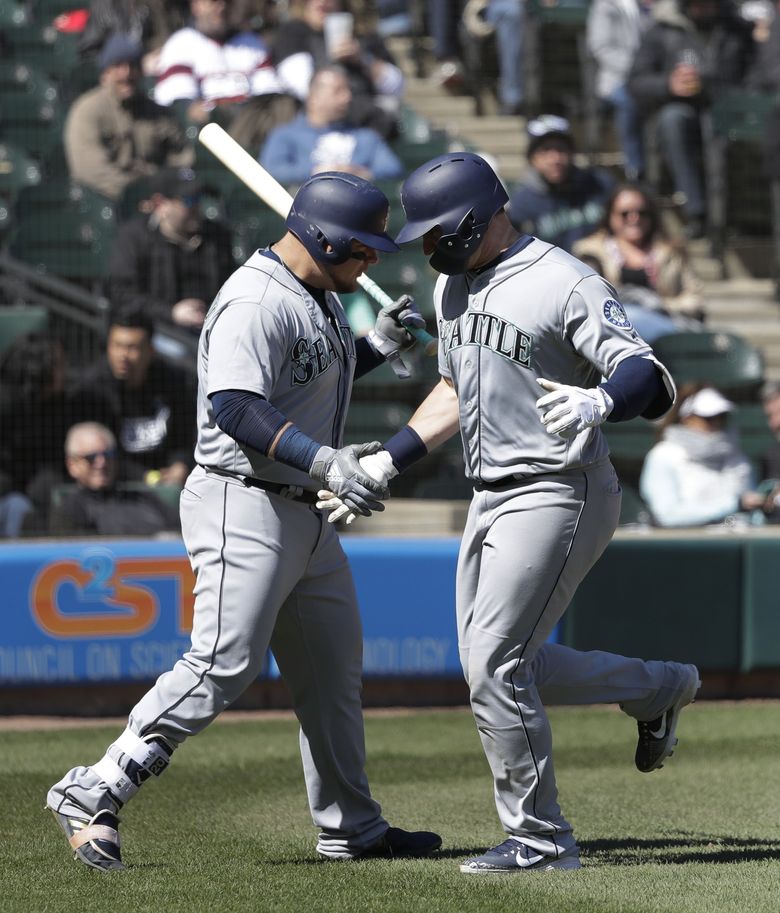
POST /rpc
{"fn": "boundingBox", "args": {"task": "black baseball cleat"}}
[49,807,124,871]
[460,837,581,874]
[358,826,442,859]
[635,664,701,773]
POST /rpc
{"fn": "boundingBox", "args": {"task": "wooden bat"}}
[198,122,437,356]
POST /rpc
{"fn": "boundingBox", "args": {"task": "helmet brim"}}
[395,217,440,245]
[355,230,401,253]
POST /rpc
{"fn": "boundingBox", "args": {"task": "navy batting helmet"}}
[286,172,399,265]
[395,152,509,275]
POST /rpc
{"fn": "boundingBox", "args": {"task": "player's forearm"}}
[407,378,461,451]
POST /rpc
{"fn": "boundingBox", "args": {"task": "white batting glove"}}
[317,450,399,525]
[535,378,614,438]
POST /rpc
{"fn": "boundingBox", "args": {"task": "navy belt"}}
[199,465,320,505]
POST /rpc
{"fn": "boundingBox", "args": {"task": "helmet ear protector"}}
[286,172,399,265]
[395,152,509,275]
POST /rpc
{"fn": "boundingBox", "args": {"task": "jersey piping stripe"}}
[508,470,588,852]
[141,481,230,736]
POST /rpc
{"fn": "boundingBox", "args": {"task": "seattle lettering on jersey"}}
[290,334,340,386]
[440,310,533,367]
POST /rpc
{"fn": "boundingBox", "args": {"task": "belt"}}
[199,465,320,505]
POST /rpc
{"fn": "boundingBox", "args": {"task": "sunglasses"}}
[74,449,116,464]
[617,208,651,219]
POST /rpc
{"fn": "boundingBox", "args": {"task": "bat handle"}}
[357,273,438,357]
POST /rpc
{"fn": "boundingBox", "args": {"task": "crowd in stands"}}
[2,0,780,538]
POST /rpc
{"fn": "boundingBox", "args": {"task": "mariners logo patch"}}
[603,299,631,329]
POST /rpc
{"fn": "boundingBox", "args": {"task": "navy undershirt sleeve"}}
[354,335,385,378]
[599,356,669,422]
[210,390,320,473]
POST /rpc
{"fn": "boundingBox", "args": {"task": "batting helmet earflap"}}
[395,152,509,275]
[286,172,400,265]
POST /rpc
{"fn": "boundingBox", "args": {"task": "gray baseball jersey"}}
[434,235,693,865]
[195,250,356,487]
[436,237,656,481]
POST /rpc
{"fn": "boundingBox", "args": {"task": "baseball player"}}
[46,173,441,871]
[318,153,701,874]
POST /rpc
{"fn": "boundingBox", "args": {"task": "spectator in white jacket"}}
[640,383,766,526]
[586,0,654,178]
[154,0,297,151]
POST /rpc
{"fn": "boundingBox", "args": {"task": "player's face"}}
[67,431,117,491]
[107,326,153,386]
[326,240,378,292]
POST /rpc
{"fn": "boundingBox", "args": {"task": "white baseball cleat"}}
[459,837,581,874]
[635,663,701,773]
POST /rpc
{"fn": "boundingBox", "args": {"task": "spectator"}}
[760,379,780,478]
[462,0,524,115]
[78,0,189,74]
[64,33,194,201]
[628,0,755,239]
[71,306,197,489]
[586,0,654,178]
[639,383,766,526]
[573,181,705,339]
[426,0,467,91]
[508,114,615,252]
[272,0,404,140]
[0,334,85,536]
[154,0,298,152]
[108,167,235,331]
[260,67,403,184]
[49,422,180,537]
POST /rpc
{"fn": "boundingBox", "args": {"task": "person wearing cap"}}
[64,32,194,201]
[507,114,615,253]
[108,167,235,331]
[639,382,767,526]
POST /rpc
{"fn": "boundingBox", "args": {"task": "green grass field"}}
[1,702,779,913]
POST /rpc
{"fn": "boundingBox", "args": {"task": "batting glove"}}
[317,450,398,525]
[367,294,427,379]
[535,378,614,438]
[309,442,389,516]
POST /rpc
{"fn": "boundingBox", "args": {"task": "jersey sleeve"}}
[206,298,291,399]
[562,274,653,378]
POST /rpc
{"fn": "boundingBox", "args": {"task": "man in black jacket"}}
[50,422,180,537]
[109,167,235,332]
[628,0,755,238]
[71,306,197,488]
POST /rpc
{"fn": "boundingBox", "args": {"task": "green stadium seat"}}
[3,23,80,80]
[0,0,28,27]
[0,141,42,199]
[0,77,65,161]
[651,331,765,398]
[617,483,651,527]
[732,402,775,465]
[0,305,49,357]
[343,400,411,441]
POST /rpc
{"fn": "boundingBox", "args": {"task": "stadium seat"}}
[0,75,65,161]
[617,483,652,527]
[0,305,49,357]
[343,400,411,441]
[0,0,28,27]
[3,23,80,81]
[651,330,765,398]
[0,141,42,201]
[732,402,775,466]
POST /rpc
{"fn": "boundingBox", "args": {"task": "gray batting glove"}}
[317,450,399,525]
[368,294,426,356]
[309,442,389,516]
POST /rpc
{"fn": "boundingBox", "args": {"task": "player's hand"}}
[317,451,398,525]
[309,442,389,516]
[367,294,427,379]
[535,378,614,438]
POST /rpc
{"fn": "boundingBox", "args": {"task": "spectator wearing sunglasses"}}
[108,167,235,332]
[50,422,180,537]
[574,181,704,340]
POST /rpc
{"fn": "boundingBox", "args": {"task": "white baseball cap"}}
[678,387,735,419]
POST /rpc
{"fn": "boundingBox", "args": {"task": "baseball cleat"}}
[460,837,581,874]
[49,807,124,871]
[358,826,442,859]
[635,663,701,773]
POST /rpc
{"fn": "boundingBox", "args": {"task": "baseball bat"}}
[198,123,437,356]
